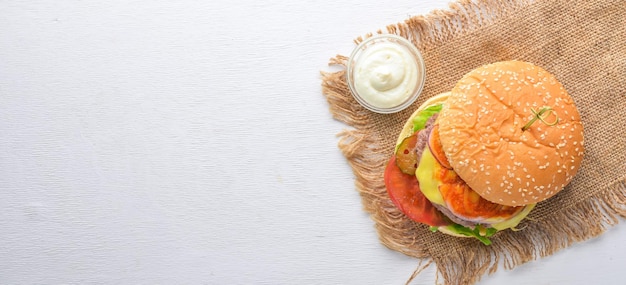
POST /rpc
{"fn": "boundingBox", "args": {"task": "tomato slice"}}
[428,125,452,169]
[384,156,449,227]
[435,166,523,222]
[427,125,522,222]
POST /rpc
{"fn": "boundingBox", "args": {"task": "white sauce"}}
[353,42,420,108]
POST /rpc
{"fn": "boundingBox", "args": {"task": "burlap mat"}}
[321,0,626,284]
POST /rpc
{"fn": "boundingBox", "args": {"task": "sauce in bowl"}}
[347,34,426,114]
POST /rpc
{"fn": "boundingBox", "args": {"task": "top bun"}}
[438,61,585,206]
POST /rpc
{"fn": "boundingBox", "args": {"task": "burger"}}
[384,61,585,244]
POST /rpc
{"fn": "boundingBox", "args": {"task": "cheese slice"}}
[415,147,445,206]
[492,203,535,230]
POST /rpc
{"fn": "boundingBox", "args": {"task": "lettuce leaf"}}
[413,104,443,132]
[448,224,498,245]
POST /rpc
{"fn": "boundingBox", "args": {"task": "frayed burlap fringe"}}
[321,0,626,284]
[427,180,626,285]
[354,0,534,50]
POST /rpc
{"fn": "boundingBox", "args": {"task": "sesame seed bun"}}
[438,61,585,206]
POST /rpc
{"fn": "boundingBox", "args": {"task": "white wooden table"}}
[1,1,624,284]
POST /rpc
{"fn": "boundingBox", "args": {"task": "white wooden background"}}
[1,1,625,284]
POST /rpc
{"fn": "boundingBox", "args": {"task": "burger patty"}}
[414,114,437,166]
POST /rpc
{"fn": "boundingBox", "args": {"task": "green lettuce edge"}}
[413,104,443,132]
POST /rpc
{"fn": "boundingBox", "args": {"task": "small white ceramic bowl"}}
[346,34,426,114]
